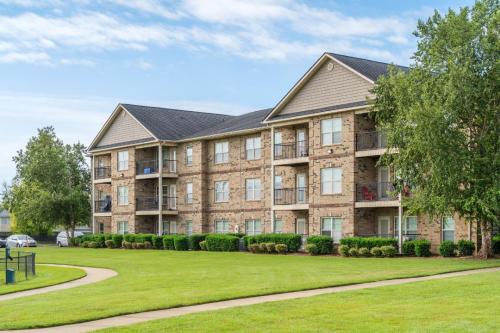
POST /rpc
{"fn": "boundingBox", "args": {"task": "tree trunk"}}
[478,220,493,259]
[70,220,75,247]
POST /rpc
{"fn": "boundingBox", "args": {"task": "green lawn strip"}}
[0,265,86,295]
[0,247,498,330]
[97,271,500,333]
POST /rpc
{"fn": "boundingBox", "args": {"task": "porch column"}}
[158,144,163,236]
[270,126,275,232]
[398,192,403,254]
[91,155,95,234]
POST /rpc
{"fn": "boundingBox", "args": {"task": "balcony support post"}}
[91,155,96,234]
[270,126,275,232]
[158,144,163,236]
[398,192,403,254]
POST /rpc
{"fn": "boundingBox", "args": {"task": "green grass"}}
[0,265,86,295]
[1,247,499,330]
[97,271,500,333]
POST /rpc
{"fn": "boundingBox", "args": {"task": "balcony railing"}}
[136,196,177,211]
[94,167,111,179]
[162,160,177,173]
[94,199,111,213]
[274,141,308,160]
[357,233,421,241]
[356,131,388,151]
[136,159,159,175]
[162,197,177,210]
[274,187,308,205]
[356,182,397,201]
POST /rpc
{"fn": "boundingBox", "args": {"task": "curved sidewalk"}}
[0,264,117,302]
[2,266,499,333]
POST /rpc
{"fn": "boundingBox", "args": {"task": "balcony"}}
[355,131,389,157]
[94,167,111,181]
[273,188,308,210]
[273,141,309,165]
[162,196,177,211]
[136,196,177,215]
[94,198,111,214]
[355,182,399,208]
[162,160,177,175]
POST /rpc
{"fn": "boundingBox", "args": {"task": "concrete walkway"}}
[2,266,499,333]
[0,264,117,302]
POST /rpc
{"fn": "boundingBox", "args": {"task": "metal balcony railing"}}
[94,167,111,179]
[94,198,111,213]
[274,187,308,205]
[162,196,177,210]
[162,160,177,173]
[136,159,159,175]
[136,196,158,211]
[356,131,388,151]
[356,182,397,202]
[274,141,308,160]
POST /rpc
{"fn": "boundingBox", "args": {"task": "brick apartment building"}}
[88,53,475,251]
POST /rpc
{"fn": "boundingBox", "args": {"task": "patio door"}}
[377,166,390,199]
[377,216,391,237]
[296,173,306,204]
[296,129,307,157]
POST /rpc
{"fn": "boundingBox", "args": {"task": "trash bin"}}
[6,268,15,284]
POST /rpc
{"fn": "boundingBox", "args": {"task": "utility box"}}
[6,268,15,284]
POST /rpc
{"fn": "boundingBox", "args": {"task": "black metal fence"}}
[274,188,308,205]
[274,141,308,160]
[356,182,397,201]
[94,166,111,179]
[356,131,388,151]
[136,159,159,175]
[0,250,36,284]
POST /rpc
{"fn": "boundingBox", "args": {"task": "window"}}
[394,216,418,240]
[215,181,229,202]
[321,168,342,194]
[117,186,128,205]
[99,223,104,234]
[321,118,342,145]
[443,217,455,242]
[296,218,307,235]
[274,132,282,158]
[186,182,193,204]
[246,178,261,201]
[273,219,283,234]
[274,175,282,200]
[321,217,343,243]
[246,219,261,235]
[162,221,177,235]
[117,151,129,171]
[185,146,193,166]
[215,141,229,164]
[246,137,261,160]
[186,220,193,236]
[118,221,128,234]
[215,220,229,234]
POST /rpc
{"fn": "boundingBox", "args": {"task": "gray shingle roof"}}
[268,101,367,121]
[328,53,408,81]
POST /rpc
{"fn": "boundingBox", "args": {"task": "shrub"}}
[143,241,152,249]
[104,233,113,241]
[205,234,239,252]
[124,234,136,243]
[402,240,416,256]
[275,244,288,254]
[340,237,397,250]
[306,243,319,256]
[338,245,350,257]
[112,234,124,248]
[259,243,268,253]
[104,240,114,249]
[88,241,98,248]
[244,234,302,252]
[174,236,190,251]
[199,240,207,251]
[358,247,371,257]
[381,245,396,257]
[370,247,382,257]
[306,236,333,255]
[414,240,431,257]
[131,242,138,249]
[136,242,145,249]
[189,234,207,250]
[151,235,163,249]
[457,240,475,256]
[348,248,359,257]
[248,243,260,253]
[492,235,500,254]
[163,235,176,250]
[123,241,132,249]
[81,241,89,248]
[439,241,456,257]
[265,242,276,254]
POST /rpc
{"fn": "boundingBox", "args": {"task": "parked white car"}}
[56,231,84,247]
[6,234,37,248]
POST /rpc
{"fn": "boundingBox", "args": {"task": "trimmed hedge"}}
[306,244,319,255]
[493,235,500,254]
[152,235,163,249]
[205,234,239,252]
[111,234,123,248]
[381,245,396,257]
[402,240,416,256]
[340,237,397,250]
[163,235,176,250]
[244,234,302,252]
[189,234,207,250]
[457,240,475,256]
[306,236,333,255]
[174,236,190,251]
[414,240,431,257]
[439,240,456,257]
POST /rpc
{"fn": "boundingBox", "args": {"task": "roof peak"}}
[327,52,409,69]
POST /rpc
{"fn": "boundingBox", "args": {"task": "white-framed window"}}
[117,150,129,171]
[215,181,229,202]
[215,141,229,164]
[274,175,282,200]
[296,218,307,235]
[246,137,261,160]
[246,178,261,201]
[321,217,343,243]
[215,220,229,234]
[162,220,177,235]
[186,220,193,236]
[321,167,342,194]
[274,132,282,158]
[246,219,262,235]
[117,221,128,235]
[394,216,418,240]
[442,217,455,242]
[321,118,342,145]
[186,182,193,204]
[273,219,283,234]
[117,186,128,205]
[185,146,193,166]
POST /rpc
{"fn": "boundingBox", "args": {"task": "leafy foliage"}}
[306,236,333,254]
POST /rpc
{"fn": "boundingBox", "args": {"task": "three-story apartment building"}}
[88,53,475,252]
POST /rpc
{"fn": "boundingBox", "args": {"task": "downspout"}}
[271,127,275,233]
[398,192,403,254]
[91,155,95,234]
[158,144,163,236]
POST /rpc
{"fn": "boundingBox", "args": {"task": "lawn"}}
[0,265,86,295]
[0,247,499,329]
[97,271,500,333]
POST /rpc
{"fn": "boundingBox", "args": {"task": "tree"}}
[2,127,91,244]
[371,0,499,258]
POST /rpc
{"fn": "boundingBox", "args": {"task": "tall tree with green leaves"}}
[2,127,91,243]
[372,0,499,258]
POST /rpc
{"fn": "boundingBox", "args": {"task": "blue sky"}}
[0,0,473,184]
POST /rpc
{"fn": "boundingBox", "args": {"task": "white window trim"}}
[117,221,128,235]
[245,219,262,235]
[321,167,342,195]
[215,220,230,234]
[321,217,343,243]
[186,182,193,204]
[117,150,129,171]
[442,216,455,242]
[246,178,261,201]
[215,180,229,202]
[321,118,342,146]
[117,186,128,206]
[186,220,193,236]
[246,137,262,160]
[185,146,193,166]
[215,141,229,164]
[273,219,283,234]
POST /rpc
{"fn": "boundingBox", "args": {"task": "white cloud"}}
[60,58,95,66]
[109,0,181,20]
[136,59,153,70]
[0,51,51,64]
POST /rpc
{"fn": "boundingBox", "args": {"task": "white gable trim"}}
[327,54,375,85]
